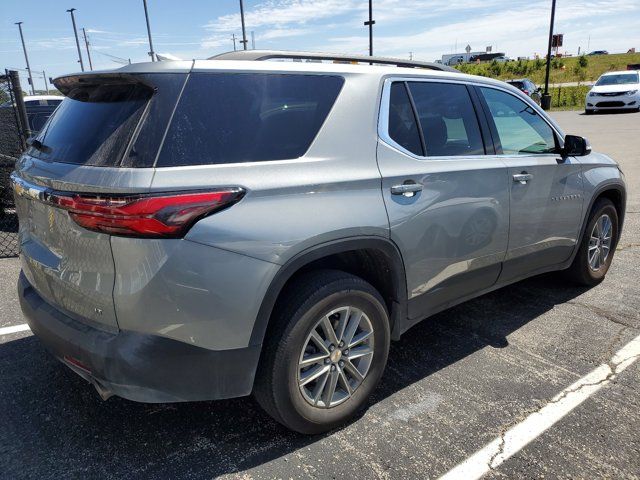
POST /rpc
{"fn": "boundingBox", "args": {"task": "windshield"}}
[595,73,639,86]
[29,82,152,166]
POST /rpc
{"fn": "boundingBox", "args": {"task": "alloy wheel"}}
[297,306,374,408]
[588,214,613,271]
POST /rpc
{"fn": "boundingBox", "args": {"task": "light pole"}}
[142,0,156,61]
[82,27,93,70]
[66,8,85,71]
[15,22,35,95]
[364,0,375,57]
[541,0,557,110]
[239,0,248,50]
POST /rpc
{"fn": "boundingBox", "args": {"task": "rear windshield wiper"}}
[27,138,52,154]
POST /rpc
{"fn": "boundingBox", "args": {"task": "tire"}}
[254,269,390,434]
[585,109,594,115]
[565,198,618,286]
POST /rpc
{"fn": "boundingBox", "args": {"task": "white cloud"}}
[204,0,362,32]
[321,0,640,60]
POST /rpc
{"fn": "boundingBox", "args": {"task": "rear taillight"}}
[523,89,530,95]
[49,188,245,238]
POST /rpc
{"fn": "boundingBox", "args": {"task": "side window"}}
[388,82,423,156]
[407,82,484,157]
[479,87,557,155]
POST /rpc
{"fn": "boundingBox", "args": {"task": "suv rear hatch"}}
[13,71,187,330]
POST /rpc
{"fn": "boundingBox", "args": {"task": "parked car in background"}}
[24,95,63,132]
[493,55,511,62]
[586,70,640,114]
[587,50,609,56]
[506,78,542,105]
[0,95,63,133]
[13,51,626,434]
[445,55,465,66]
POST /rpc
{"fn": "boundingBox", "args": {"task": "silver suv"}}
[13,51,626,434]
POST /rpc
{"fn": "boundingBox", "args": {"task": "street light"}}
[239,0,248,50]
[66,8,85,71]
[541,0,557,110]
[364,0,375,57]
[142,0,156,61]
[15,22,35,95]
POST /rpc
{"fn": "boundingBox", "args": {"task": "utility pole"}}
[82,27,93,70]
[409,52,413,60]
[42,70,49,93]
[232,33,237,51]
[239,0,248,50]
[541,0,557,110]
[66,9,85,71]
[251,31,255,50]
[15,22,35,95]
[142,0,156,61]
[364,0,375,56]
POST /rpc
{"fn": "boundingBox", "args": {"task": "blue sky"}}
[2,0,639,91]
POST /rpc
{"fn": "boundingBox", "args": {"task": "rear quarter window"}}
[157,73,344,167]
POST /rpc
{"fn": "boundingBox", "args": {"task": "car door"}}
[377,79,510,327]
[476,86,584,283]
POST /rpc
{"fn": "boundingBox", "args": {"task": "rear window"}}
[157,73,344,167]
[28,82,152,166]
[507,81,525,90]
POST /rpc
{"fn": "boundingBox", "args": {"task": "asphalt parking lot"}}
[1,110,638,479]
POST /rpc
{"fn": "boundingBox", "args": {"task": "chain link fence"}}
[0,71,25,258]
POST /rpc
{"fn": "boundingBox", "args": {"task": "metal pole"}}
[142,0,156,61]
[82,28,93,70]
[15,22,35,95]
[239,0,248,50]
[66,9,85,71]
[42,70,49,94]
[364,0,375,57]
[251,31,255,50]
[541,0,556,110]
[232,33,237,51]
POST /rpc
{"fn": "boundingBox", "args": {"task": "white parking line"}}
[439,333,640,480]
[0,323,31,336]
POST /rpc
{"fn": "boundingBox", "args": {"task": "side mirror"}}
[563,135,591,157]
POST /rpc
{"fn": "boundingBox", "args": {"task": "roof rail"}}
[208,50,459,73]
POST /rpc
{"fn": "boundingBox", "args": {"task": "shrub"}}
[578,55,588,68]
[488,60,502,76]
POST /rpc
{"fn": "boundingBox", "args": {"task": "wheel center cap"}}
[330,349,342,363]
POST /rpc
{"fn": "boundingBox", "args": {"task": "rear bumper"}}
[19,272,261,403]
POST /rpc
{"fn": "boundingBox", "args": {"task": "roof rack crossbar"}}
[208,50,458,73]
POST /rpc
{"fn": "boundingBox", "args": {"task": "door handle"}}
[512,173,533,184]
[391,183,423,197]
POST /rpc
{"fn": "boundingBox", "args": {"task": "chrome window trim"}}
[378,76,565,162]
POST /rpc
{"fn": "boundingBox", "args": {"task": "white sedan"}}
[586,70,640,114]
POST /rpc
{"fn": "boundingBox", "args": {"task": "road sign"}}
[465,44,471,54]
[552,34,564,48]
